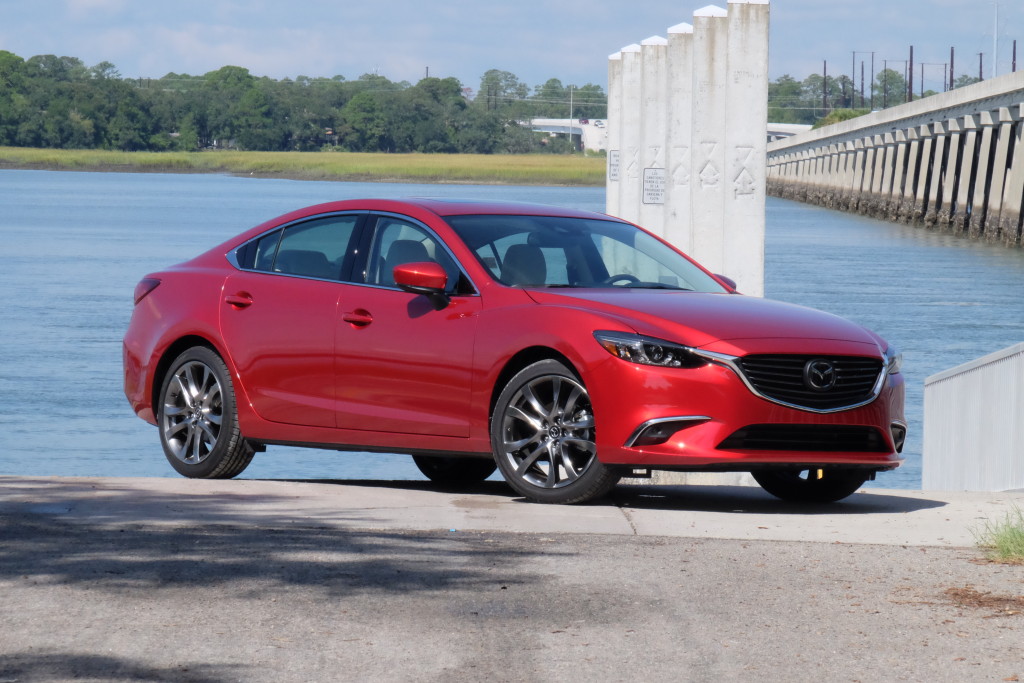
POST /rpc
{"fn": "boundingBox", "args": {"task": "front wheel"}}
[158,346,254,479]
[491,360,620,504]
[751,468,869,503]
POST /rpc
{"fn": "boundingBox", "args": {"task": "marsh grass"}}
[0,147,605,186]
[974,506,1024,564]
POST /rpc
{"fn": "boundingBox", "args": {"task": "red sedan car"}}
[124,198,905,504]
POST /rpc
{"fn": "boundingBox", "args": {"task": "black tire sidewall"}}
[490,359,618,504]
[157,346,244,479]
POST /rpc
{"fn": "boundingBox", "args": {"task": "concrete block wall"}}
[767,70,1024,246]
[606,1,770,296]
[923,343,1024,491]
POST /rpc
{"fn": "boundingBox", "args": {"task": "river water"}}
[2,169,1023,489]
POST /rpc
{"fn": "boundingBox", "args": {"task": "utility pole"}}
[908,46,914,103]
[950,47,955,89]
[979,52,984,80]
[870,52,875,109]
[822,60,828,114]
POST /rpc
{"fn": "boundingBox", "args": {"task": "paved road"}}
[1,476,1023,682]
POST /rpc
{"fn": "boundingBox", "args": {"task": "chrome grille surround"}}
[690,349,887,414]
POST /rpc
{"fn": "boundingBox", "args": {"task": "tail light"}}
[133,278,161,304]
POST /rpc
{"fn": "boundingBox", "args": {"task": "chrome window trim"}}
[223,209,481,297]
[360,210,480,297]
[225,210,367,274]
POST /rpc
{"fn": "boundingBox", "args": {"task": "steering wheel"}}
[601,273,642,286]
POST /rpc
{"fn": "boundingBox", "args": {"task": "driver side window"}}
[363,218,464,292]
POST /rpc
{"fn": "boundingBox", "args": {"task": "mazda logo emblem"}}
[804,359,837,392]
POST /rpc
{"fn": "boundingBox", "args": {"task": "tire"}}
[751,468,869,503]
[412,455,497,486]
[157,346,255,479]
[490,359,620,504]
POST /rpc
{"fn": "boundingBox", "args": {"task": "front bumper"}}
[586,354,906,470]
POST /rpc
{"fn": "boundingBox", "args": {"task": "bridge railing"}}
[766,70,1024,246]
[923,343,1024,491]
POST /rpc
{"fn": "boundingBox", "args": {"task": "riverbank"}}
[0,146,606,186]
[2,476,1024,681]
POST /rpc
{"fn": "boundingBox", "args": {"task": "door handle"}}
[225,293,253,308]
[342,309,373,327]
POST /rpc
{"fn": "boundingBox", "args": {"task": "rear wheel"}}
[751,468,869,503]
[491,360,620,504]
[412,455,497,486]
[158,347,254,479]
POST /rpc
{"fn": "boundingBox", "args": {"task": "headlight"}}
[885,345,902,374]
[593,331,708,369]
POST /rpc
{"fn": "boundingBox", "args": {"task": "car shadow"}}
[270,478,948,515]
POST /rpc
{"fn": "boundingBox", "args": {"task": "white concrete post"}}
[639,36,669,238]
[617,44,643,225]
[689,5,730,279]
[665,22,694,252]
[899,128,919,221]
[606,53,623,218]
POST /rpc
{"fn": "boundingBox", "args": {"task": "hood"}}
[525,289,884,355]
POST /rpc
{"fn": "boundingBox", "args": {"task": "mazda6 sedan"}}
[124,198,906,504]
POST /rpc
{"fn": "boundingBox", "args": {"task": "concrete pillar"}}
[924,121,948,225]
[689,5,729,279]
[856,136,877,213]
[985,107,1016,242]
[887,130,908,221]
[617,44,643,224]
[639,35,668,238]
[838,141,856,209]
[998,105,1024,245]
[898,128,919,222]
[877,133,897,219]
[850,138,867,211]
[953,114,978,234]
[722,0,768,296]
[665,22,693,252]
[937,118,963,229]
[912,124,933,223]
[968,112,996,238]
[605,52,623,218]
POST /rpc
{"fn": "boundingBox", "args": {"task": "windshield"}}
[444,214,727,292]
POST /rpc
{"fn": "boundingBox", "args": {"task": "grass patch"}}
[974,506,1024,564]
[0,147,606,187]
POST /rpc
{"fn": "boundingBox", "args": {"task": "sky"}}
[1,0,1022,95]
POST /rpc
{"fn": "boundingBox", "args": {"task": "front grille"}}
[736,354,883,411]
[718,424,890,452]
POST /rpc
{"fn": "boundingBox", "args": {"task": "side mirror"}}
[714,274,738,291]
[394,261,450,310]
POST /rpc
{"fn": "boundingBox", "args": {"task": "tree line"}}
[0,51,608,153]
[769,69,983,127]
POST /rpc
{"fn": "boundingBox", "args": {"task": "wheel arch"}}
[150,335,225,416]
[488,346,581,419]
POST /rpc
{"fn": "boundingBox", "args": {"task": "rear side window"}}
[235,215,360,281]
